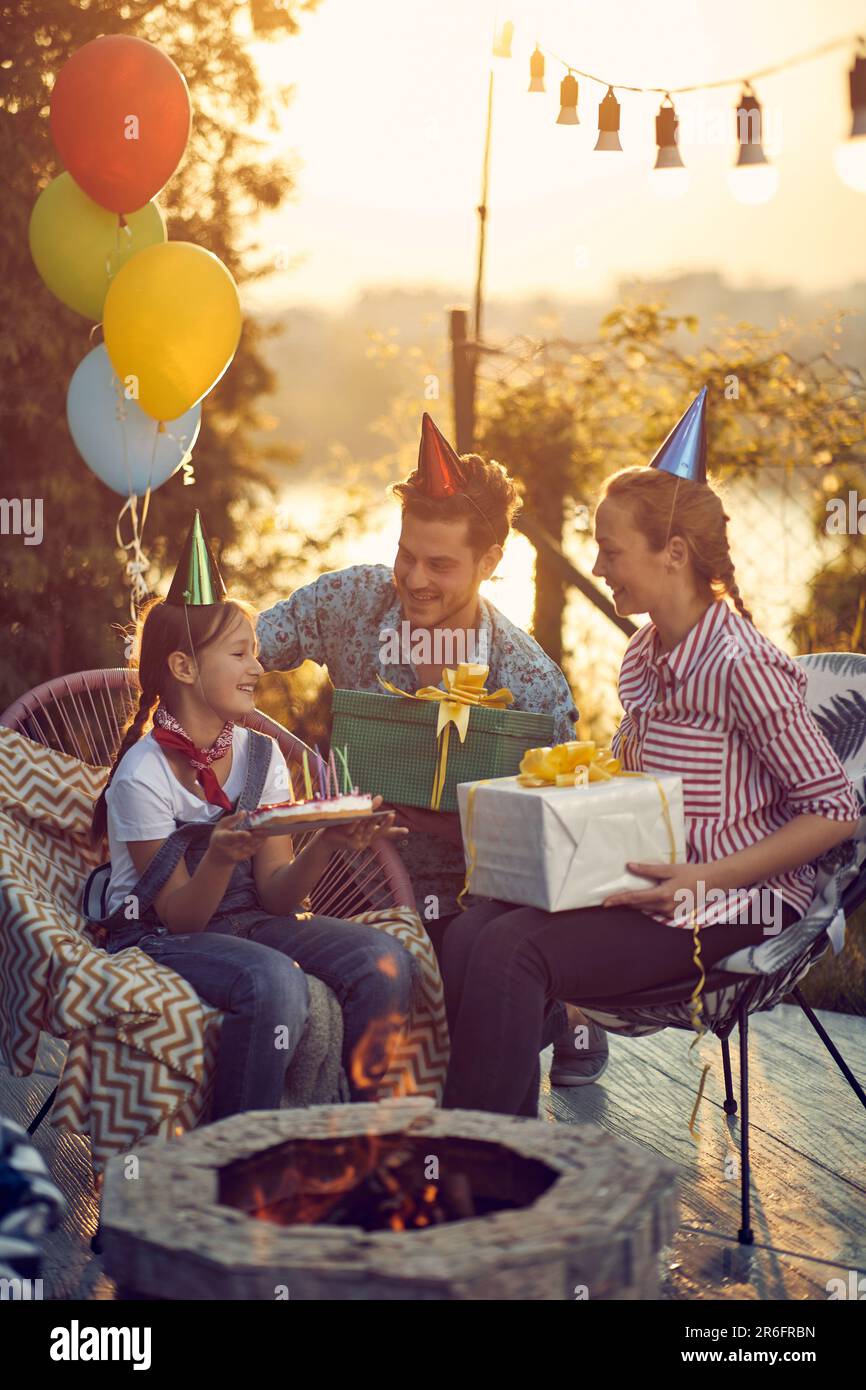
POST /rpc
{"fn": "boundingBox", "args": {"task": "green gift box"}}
[331,688,555,813]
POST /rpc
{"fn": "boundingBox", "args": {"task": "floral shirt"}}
[257,563,579,918]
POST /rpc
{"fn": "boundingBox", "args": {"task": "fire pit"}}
[100,1099,678,1299]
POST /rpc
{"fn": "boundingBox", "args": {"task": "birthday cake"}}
[247,792,375,828]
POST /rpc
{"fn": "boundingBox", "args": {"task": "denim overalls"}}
[97,729,416,1103]
[103,728,274,953]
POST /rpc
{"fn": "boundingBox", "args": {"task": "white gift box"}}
[456,773,686,912]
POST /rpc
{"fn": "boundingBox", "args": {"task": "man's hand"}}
[387,804,464,846]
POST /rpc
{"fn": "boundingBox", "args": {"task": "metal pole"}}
[474,66,494,346]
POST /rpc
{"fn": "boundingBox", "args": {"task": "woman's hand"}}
[602,861,716,918]
[207,811,270,866]
[319,796,409,852]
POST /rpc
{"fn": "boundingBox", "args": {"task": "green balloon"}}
[29,172,166,321]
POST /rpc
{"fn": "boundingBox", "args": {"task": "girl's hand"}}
[207,811,270,866]
[602,861,715,918]
[319,796,409,852]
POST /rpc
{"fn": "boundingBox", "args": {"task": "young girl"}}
[440,463,861,1116]
[91,591,414,1120]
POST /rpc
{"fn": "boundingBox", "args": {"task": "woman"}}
[441,462,861,1117]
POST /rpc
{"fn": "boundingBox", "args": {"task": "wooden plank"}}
[556,1006,866,1184]
[541,1006,866,1299]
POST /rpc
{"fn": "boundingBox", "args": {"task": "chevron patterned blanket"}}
[0,728,449,1171]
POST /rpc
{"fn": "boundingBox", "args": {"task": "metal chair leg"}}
[27,1084,58,1136]
[791,987,866,1111]
[720,1037,737,1115]
[737,1003,753,1245]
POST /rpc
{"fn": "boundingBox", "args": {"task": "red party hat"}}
[417,412,466,497]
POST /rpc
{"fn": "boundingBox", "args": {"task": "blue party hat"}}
[647,387,708,483]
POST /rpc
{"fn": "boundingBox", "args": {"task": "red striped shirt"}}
[611,599,861,927]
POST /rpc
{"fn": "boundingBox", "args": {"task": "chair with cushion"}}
[0,669,448,1176]
[567,652,866,1245]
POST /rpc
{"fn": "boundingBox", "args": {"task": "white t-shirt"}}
[104,726,290,917]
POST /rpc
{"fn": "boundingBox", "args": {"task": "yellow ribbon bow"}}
[377,663,514,810]
[517,740,622,787]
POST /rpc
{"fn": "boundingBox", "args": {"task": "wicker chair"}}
[0,667,416,919]
[1,667,420,1144]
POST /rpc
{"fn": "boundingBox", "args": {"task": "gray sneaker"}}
[549,1015,610,1086]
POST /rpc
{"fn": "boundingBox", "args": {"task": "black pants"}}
[423,911,458,963]
[441,897,799,1116]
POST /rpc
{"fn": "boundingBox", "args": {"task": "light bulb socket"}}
[529,46,545,92]
[849,55,866,109]
[655,101,680,151]
[598,87,621,134]
[849,56,866,136]
[556,72,580,124]
[493,20,514,60]
[735,89,766,162]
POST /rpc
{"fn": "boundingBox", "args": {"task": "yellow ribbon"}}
[513,741,679,865]
[377,664,514,811]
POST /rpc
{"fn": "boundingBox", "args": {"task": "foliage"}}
[475,300,866,657]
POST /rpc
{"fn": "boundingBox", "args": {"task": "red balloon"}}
[50,36,191,214]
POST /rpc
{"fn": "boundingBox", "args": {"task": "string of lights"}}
[491,23,866,201]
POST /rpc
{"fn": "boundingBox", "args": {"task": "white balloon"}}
[67,344,201,497]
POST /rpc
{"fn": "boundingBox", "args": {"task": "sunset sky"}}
[243,0,866,312]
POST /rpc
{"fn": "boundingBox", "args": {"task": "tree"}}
[0,0,321,711]
[476,303,866,665]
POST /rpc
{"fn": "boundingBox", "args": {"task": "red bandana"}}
[152,704,235,812]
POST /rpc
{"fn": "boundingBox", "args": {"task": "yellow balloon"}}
[103,241,242,421]
[29,173,166,321]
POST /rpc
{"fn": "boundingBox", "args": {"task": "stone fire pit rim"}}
[100,1100,680,1299]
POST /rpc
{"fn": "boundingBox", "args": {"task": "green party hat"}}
[165,510,228,606]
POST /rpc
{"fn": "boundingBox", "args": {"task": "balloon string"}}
[113,377,155,623]
[115,494,151,623]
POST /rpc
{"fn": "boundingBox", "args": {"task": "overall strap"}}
[236,727,277,812]
[122,820,213,919]
[120,729,277,918]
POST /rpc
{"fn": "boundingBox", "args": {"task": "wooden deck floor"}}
[2,1004,864,1301]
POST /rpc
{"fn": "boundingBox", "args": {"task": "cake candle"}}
[335,745,352,794]
[301,749,313,801]
[329,749,339,799]
[313,744,326,798]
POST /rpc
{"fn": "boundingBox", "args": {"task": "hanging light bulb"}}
[556,72,579,124]
[649,96,689,199]
[728,85,778,204]
[594,86,622,151]
[528,45,545,93]
[492,20,514,61]
[834,50,866,192]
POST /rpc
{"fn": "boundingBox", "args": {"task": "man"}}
[257,412,607,1085]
